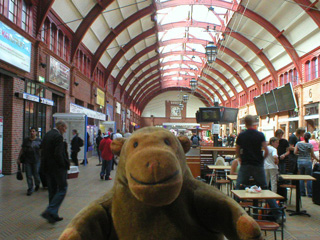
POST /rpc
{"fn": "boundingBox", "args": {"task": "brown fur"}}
[60,127,262,240]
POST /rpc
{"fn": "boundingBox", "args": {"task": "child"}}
[264,137,279,193]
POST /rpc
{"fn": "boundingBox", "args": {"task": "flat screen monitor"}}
[253,95,268,116]
[220,107,238,123]
[273,83,297,112]
[199,107,221,122]
[264,91,278,114]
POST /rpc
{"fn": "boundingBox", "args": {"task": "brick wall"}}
[3,77,24,174]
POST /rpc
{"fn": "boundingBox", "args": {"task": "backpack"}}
[78,137,84,147]
[192,136,199,146]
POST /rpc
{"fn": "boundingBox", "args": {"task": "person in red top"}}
[99,134,113,180]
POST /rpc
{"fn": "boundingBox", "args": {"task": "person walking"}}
[235,115,284,223]
[294,132,319,197]
[18,127,42,196]
[96,130,103,166]
[99,134,113,180]
[70,129,82,166]
[40,121,69,224]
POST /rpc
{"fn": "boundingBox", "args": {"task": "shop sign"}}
[40,98,54,106]
[49,56,70,90]
[96,88,105,106]
[0,21,31,72]
[212,124,220,134]
[70,103,106,121]
[23,93,40,102]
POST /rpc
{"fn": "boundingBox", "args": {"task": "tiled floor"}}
[1,156,320,240]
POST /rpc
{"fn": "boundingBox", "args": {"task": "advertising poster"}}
[96,88,105,107]
[106,104,113,121]
[0,21,31,72]
[49,56,70,90]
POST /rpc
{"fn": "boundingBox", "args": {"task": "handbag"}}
[16,164,23,181]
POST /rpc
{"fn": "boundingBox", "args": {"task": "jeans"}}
[97,149,102,164]
[236,165,283,218]
[100,159,112,178]
[25,162,40,191]
[45,170,68,218]
[298,160,313,197]
[71,151,79,166]
[278,160,286,174]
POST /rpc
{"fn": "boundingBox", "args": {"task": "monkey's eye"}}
[133,142,138,148]
[164,139,171,146]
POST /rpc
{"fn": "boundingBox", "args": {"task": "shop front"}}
[69,103,106,158]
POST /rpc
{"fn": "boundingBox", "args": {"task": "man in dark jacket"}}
[40,120,69,224]
[71,129,81,166]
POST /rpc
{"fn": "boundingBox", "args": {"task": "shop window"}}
[24,101,46,139]
[26,81,45,97]
[305,103,318,116]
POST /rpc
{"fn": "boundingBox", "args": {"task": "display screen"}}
[264,91,278,114]
[253,95,268,116]
[199,107,221,122]
[273,83,297,112]
[220,107,238,123]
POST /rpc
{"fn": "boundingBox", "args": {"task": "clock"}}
[171,106,181,117]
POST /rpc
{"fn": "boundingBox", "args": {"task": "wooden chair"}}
[214,157,230,195]
[279,184,295,204]
[248,205,285,240]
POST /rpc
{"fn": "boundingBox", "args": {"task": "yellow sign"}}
[96,88,105,107]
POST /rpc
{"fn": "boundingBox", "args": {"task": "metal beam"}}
[70,0,114,62]
[91,5,154,76]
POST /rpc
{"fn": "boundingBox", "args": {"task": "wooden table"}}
[201,146,236,162]
[280,174,316,217]
[232,190,285,200]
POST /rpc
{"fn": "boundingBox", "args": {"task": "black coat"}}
[40,129,70,174]
[71,135,81,152]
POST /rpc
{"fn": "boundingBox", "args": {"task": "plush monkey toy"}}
[60,127,261,240]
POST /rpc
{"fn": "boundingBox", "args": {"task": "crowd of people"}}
[230,115,320,223]
[16,117,320,225]
[17,122,132,224]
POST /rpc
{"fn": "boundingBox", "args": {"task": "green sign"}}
[38,76,45,83]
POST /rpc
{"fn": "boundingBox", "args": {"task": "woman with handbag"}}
[18,127,42,196]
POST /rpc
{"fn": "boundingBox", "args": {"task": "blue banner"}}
[0,21,31,72]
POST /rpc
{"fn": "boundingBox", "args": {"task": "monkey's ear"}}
[177,136,191,153]
[111,138,126,156]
